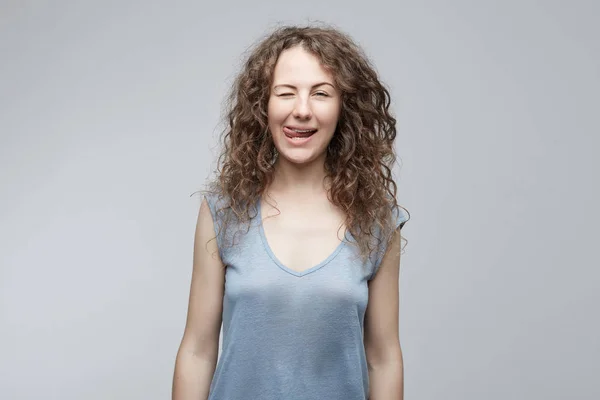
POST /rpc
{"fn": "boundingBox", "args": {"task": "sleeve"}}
[203,193,225,261]
[368,206,410,280]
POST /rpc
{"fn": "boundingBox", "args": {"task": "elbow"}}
[178,332,219,364]
[366,342,403,370]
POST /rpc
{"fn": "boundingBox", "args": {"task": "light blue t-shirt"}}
[204,193,408,400]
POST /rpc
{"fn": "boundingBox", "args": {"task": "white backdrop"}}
[1,1,598,399]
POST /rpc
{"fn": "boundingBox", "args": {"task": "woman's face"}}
[267,46,341,166]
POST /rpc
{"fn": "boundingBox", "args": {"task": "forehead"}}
[271,46,334,85]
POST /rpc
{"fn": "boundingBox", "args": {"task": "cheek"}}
[313,99,340,117]
[318,105,341,125]
[267,98,288,122]
[267,100,275,123]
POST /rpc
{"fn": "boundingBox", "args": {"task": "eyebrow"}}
[273,82,336,90]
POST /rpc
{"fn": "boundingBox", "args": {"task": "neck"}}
[268,154,331,198]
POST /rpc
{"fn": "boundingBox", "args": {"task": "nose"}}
[292,97,312,120]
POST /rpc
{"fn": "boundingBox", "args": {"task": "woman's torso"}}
[205,192,374,400]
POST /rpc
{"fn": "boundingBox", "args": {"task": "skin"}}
[267,45,341,196]
[172,199,225,400]
[364,229,405,399]
[172,45,404,400]
[261,46,347,273]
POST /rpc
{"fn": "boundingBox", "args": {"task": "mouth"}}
[283,126,318,139]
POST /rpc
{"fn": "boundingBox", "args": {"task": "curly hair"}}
[200,23,409,267]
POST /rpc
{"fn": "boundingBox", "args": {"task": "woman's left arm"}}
[364,227,404,400]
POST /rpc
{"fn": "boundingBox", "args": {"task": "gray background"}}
[1,1,598,399]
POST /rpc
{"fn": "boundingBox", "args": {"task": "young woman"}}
[173,24,410,400]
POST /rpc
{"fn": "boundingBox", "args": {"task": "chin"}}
[280,151,322,165]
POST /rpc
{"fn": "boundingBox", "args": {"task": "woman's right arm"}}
[172,197,225,400]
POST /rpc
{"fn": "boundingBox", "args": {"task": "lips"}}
[283,126,318,138]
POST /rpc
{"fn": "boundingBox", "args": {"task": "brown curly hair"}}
[200,23,409,267]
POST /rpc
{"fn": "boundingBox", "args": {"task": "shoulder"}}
[368,202,410,280]
[201,191,235,226]
[393,204,410,230]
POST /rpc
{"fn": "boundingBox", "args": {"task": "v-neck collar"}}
[257,197,347,277]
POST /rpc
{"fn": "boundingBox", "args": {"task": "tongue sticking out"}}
[283,126,318,138]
